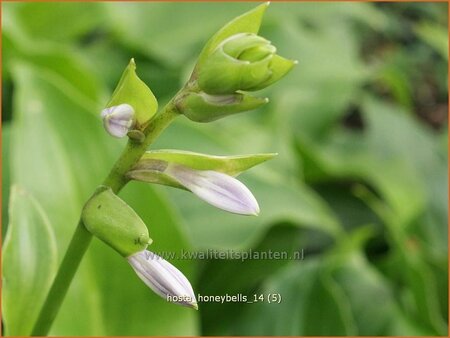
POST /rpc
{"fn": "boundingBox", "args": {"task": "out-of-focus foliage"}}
[1,2,447,336]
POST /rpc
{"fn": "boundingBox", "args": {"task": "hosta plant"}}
[2,3,295,336]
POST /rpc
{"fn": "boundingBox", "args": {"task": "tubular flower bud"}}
[101,104,135,138]
[128,159,260,216]
[128,250,198,309]
[166,164,260,215]
[197,33,296,95]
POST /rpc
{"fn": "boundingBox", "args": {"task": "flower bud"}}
[101,104,135,138]
[166,164,260,215]
[197,33,296,95]
[128,157,260,216]
[81,186,152,257]
[128,250,197,309]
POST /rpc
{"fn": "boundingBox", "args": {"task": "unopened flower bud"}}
[128,250,198,309]
[129,158,260,215]
[165,164,260,215]
[197,33,296,95]
[101,104,135,138]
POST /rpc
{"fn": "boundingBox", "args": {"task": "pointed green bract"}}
[137,150,276,176]
[106,58,158,128]
[2,186,58,336]
[195,2,269,68]
[179,91,268,122]
[82,186,152,257]
[246,55,297,91]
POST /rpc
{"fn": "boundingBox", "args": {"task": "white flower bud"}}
[166,164,260,215]
[101,104,135,138]
[127,250,198,309]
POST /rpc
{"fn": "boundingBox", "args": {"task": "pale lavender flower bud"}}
[127,250,198,309]
[165,164,260,215]
[101,103,135,138]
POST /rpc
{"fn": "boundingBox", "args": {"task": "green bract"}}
[81,186,152,257]
[127,150,276,188]
[179,91,268,122]
[106,58,158,129]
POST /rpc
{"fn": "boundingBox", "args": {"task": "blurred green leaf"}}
[332,252,435,335]
[415,22,448,60]
[297,97,444,226]
[103,2,255,66]
[9,62,198,335]
[3,2,102,43]
[2,124,11,238]
[233,259,356,335]
[199,224,334,335]
[2,186,58,336]
[2,32,105,110]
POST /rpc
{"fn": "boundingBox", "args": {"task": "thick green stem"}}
[31,221,92,336]
[32,102,179,336]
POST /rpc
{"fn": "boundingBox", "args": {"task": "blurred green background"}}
[1,1,448,336]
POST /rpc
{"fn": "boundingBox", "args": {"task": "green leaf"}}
[198,224,309,335]
[2,186,58,336]
[332,252,435,335]
[196,2,269,67]
[3,2,102,43]
[107,59,158,128]
[232,259,356,335]
[2,32,104,111]
[2,124,12,238]
[415,22,448,60]
[103,3,253,66]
